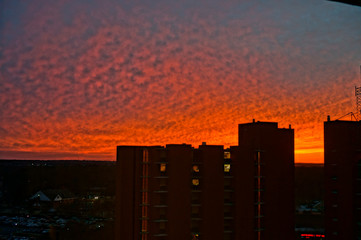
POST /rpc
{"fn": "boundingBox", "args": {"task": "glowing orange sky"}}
[1,0,361,163]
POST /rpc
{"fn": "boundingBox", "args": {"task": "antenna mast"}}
[355,65,361,120]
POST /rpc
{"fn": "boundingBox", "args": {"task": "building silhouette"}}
[324,119,361,239]
[231,121,294,240]
[115,121,295,240]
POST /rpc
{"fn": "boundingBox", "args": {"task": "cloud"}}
[0,0,361,163]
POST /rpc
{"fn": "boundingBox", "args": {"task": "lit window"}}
[160,163,166,172]
[192,233,200,240]
[192,179,200,186]
[193,165,199,173]
[224,164,231,173]
[224,152,231,159]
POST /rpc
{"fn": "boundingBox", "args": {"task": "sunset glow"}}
[1,0,361,163]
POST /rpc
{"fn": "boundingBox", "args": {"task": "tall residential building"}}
[115,121,295,240]
[324,119,361,239]
[231,121,295,240]
[115,144,225,240]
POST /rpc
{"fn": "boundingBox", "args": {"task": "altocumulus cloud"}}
[0,0,361,162]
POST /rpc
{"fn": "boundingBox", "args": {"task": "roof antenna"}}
[354,65,361,121]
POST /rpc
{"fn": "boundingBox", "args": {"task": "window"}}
[191,192,201,203]
[224,205,232,214]
[191,220,201,232]
[193,165,200,173]
[159,207,166,218]
[224,164,231,173]
[159,222,166,231]
[224,152,231,159]
[192,179,200,186]
[191,206,200,217]
[224,191,233,202]
[224,178,232,188]
[224,233,233,240]
[192,233,200,240]
[224,219,233,231]
[157,194,166,205]
[160,163,166,172]
[159,178,167,190]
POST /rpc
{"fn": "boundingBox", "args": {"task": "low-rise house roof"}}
[30,189,76,202]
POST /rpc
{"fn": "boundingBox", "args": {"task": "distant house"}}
[296,201,323,215]
[30,189,76,207]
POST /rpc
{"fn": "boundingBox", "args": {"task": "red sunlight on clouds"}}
[1,0,361,163]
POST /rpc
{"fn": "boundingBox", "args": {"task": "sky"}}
[0,0,360,163]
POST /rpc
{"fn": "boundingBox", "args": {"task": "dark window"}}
[191,192,201,204]
[191,205,200,217]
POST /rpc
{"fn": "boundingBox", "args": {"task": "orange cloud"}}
[1,0,361,162]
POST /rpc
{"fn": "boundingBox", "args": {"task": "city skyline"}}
[1,0,361,163]
[116,121,295,239]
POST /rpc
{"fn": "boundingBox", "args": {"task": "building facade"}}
[115,144,225,240]
[324,119,361,239]
[231,121,295,240]
[115,121,295,240]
